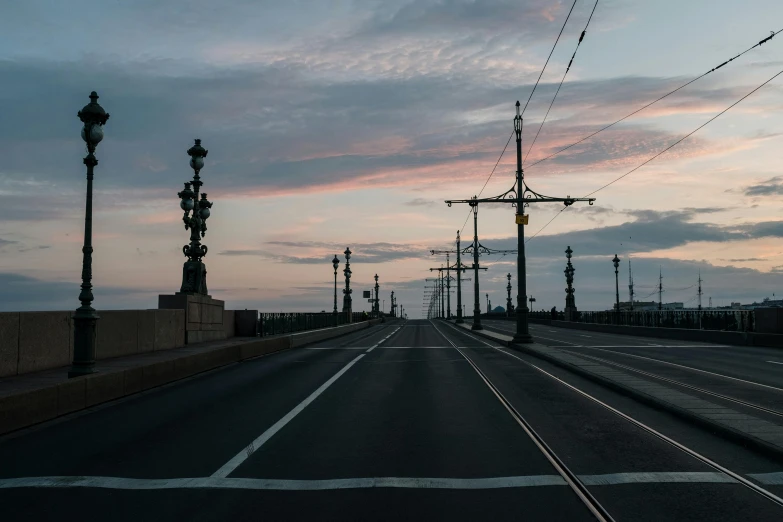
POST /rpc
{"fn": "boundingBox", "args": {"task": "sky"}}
[0,0,782,318]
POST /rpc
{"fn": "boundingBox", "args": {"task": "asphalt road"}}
[1,320,783,521]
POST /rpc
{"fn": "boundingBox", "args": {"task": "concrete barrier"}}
[0,310,187,378]
[0,319,381,435]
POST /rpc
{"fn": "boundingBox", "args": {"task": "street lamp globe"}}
[332,255,339,271]
[187,139,208,173]
[179,183,195,211]
[199,194,212,220]
[77,91,110,148]
[612,254,620,270]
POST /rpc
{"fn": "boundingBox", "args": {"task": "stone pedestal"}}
[564,306,578,322]
[234,309,259,337]
[159,293,225,344]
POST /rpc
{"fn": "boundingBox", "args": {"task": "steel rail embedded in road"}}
[439,320,783,509]
[429,320,615,522]
[561,349,783,419]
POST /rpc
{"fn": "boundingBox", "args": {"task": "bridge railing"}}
[259,312,366,337]
[573,310,755,332]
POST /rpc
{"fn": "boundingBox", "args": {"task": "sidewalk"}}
[455,321,783,460]
[0,320,379,436]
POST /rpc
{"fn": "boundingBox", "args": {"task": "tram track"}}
[559,348,783,420]
[434,320,783,514]
[429,320,615,522]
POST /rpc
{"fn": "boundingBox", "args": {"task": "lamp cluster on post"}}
[390,291,396,317]
[528,295,536,312]
[69,92,110,378]
[177,139,213,296]
[332,255,340,315]
[342,248,352,321]
[564,246,577,321]
[612,254,621,322]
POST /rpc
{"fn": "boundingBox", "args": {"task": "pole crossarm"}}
[445,184,595,208]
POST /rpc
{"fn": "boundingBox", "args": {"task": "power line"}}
[584,68,783,197]
[459,1,580,233]
[521,0,579,116]
[524,28,783,171]
[524,0,599,165]
[526,67,783,240]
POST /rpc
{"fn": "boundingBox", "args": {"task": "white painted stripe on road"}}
[365,326,402,353]
[580,335,593,338]
[767,361,783,366]
[0,472,744,491]
[212,352,366,478]
[305,347,368,350]
[750,472,783,485]
[579,472,736,486]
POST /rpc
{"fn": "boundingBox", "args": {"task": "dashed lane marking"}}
[0,472,749,491]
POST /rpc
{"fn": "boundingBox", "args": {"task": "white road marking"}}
[580,335,593,338]
[767,361,783,366]
[0,472,743,491]
[365,327,402,353]
[750,472,783,485]
[212,352,366,478]
[305,347,368,350]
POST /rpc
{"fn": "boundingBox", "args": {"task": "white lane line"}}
[580,335,593,338]
[212,353,366,478]
[767,361,783,366]
[750,472,783,485]
[305,347,368,350]
[579,472,735,486]
[0,472,743,491]
[365,326,402,353]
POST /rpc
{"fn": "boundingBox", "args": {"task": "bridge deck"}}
[1,320,782,521]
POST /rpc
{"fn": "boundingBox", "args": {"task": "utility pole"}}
[628,260,634,311]
[486,293,490,314]
[431,231,472,324]
[445,102,594,341]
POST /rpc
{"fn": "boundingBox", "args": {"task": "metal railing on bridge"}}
[572,310,755,332]
[259,312,367,337]
[483,310,755,332]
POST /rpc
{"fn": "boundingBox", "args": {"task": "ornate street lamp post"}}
[332,255,340,316]
[506,274,512,318]
[177,139,213,296]
[70,91,110,378]
[342,248,352,321]
[612,254,621,323]
[565,246,577,321]
[374,274,380,317]
[529,296,536,313]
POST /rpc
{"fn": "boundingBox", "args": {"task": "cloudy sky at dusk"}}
[1,0,782,317]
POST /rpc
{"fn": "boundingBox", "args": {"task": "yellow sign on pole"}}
[515,214,529,225]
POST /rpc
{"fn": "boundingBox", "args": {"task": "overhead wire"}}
[458,0,580,234]
[524,0,599,165]
[524,28,783,171]
[526,66,783,242]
